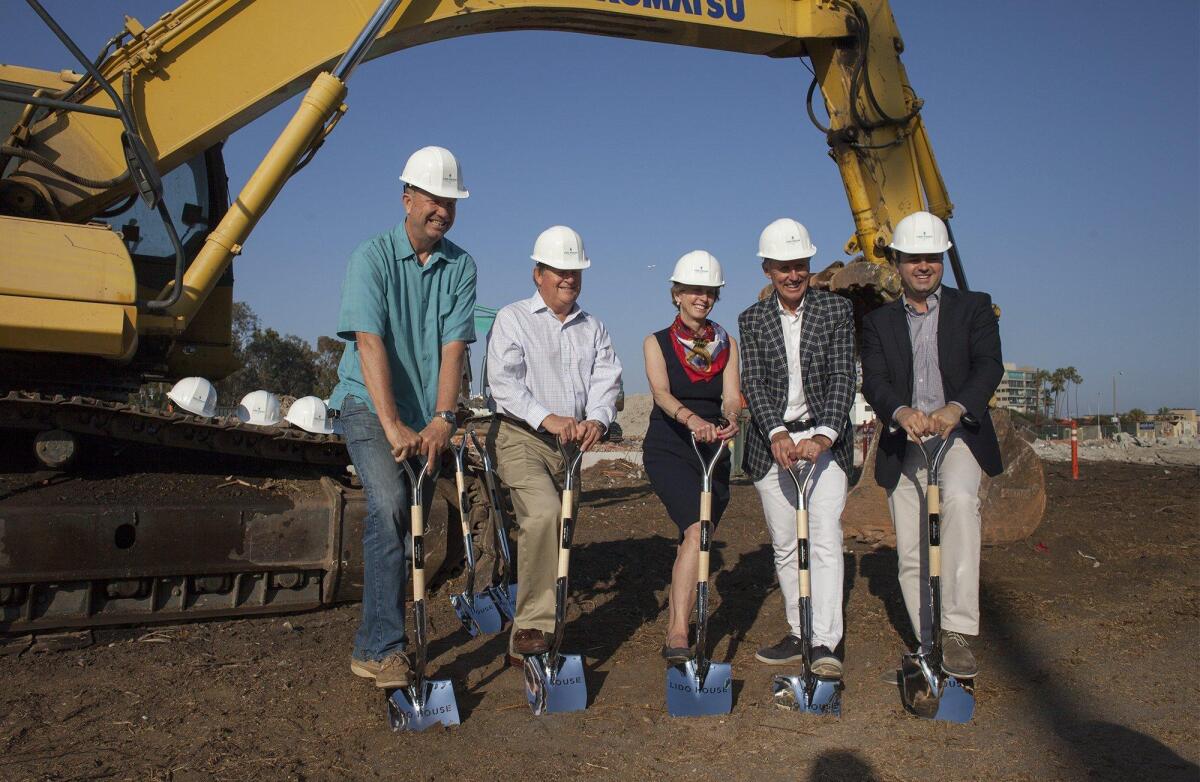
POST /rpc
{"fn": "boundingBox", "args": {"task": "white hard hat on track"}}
[285,396,335,434]
[167,377,217,418]
[236,390,282,426]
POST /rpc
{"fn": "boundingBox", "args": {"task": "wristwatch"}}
[432,410,456,427]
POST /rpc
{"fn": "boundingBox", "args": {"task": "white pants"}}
[888,435,982,640]
[753,433,847,649]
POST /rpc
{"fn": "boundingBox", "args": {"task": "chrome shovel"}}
[449,428,503,636]
[666,433,733,717]
[771,460,843,716]
[899,428,976,723]
[523,442,587,715]
[388,459,461,731]
[468,428,518,622]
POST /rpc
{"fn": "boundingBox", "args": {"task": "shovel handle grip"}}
[927,484,940,516]
[700,491,712,523]
[561,488,574,522]
[557,489,575,579]
[412,504,426,599]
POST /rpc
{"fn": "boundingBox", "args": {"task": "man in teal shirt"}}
[331,146,476,689]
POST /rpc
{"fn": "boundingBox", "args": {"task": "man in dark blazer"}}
[739,218,856,679]
[860,210,1003,678]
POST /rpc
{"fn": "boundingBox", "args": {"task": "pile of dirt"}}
[1,461,1196,780]
[616,393,654,438]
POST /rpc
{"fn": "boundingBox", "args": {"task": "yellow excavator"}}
[0,0,1043,637]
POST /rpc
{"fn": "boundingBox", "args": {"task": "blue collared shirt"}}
[329,222,476,430]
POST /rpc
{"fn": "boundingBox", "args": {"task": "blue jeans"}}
[340,395,426,661]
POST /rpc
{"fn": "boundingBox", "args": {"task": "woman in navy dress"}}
[642,251,740,662]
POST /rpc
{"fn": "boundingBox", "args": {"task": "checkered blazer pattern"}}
[737,289,857,481]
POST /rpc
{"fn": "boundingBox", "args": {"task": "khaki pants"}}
[888,435,982,640]
[492,420,575,654]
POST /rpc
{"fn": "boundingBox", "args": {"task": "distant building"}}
[1156,408,1197,439]
[996,363,1041,414]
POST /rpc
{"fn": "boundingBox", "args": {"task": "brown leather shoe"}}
[512,628,550,656]
[506,654,526,669]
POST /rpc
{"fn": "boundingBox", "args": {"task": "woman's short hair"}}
[671,282,721,308]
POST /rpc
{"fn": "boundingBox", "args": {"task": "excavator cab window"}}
[98,155,211,262]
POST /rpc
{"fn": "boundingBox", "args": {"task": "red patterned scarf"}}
[669,316,730,382]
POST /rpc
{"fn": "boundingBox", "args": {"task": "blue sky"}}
[5,1,1198,413]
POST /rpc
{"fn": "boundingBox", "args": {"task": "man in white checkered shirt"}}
[486,225,622,662]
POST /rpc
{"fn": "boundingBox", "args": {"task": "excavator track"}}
[0,391,348,466]
[0,394,472,642]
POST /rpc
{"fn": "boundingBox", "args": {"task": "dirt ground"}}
[2,459,1197,781]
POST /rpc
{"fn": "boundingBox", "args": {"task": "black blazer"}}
[860,286,1004,490]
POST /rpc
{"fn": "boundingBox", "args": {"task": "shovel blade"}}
[933,676,975,723]
[387,679,460,731]
[488,583,519,621]
[666,659,732,717]
[900,655,939,719]
[451,592,504,636]
[771,674,842,716]
[899,655,974,723]
[524,653,587,715]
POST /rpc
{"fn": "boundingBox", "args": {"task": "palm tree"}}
[1050,369,1067,419]
[1064,366,1082,419]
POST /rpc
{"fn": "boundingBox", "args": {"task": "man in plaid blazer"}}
[738,218,855,678]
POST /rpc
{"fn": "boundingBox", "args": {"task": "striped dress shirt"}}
[486,291,623,430]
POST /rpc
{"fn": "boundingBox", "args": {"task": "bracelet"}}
[683,413,696,426]
[674,406,688,422]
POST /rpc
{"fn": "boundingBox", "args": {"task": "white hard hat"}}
[236,390,282,426]
[167,377,217,417]
[670,251,725,287]
[888,211,952,255]
[531,225,591,270]
[757,218,817,261]
[398,146,469,200]
[285,396,334,434]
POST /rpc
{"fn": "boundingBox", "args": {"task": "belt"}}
[783,418,817,433]
[497,413,558,443]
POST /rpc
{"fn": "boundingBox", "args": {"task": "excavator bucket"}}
[843,409,1045,547]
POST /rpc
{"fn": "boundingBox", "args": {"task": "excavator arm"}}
[3,0,953,352]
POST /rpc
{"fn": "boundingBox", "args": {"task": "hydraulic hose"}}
[0,145,130,189]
